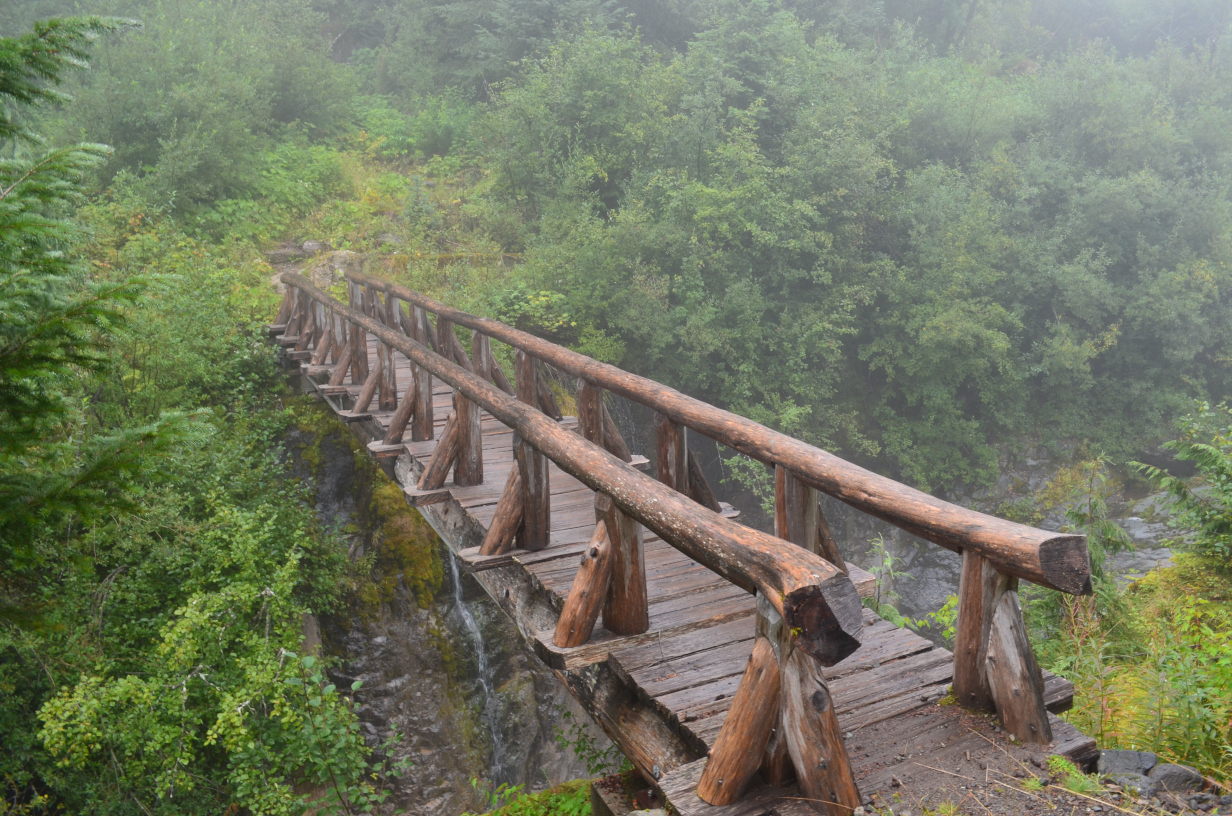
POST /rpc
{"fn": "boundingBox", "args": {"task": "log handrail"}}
[345,270,1090,596]
[282,272,863,667]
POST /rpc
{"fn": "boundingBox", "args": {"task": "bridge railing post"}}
[347,282,369,385]
[655,413,723,513]
[514,350,550,550]
[774,466,848,575]
[574,380,648,637]
[697,594,861,814]
[953,551,1052,744]
[410,305,434,441]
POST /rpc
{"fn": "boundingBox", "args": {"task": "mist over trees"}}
[4,0,1229,489]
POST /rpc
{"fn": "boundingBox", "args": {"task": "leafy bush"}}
[358,93,476,161]
[58,0,355,211]
[1136,401,1232,559]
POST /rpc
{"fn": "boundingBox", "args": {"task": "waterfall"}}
[446,551,510,783]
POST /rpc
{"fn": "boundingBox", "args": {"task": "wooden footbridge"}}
[269,270,1097,815]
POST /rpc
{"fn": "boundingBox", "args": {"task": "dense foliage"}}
[0,18,405,814]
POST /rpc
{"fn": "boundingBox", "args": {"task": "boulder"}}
[1108,772,1155,798]
[302,240,331,255]
[1148,762,1204,792]
[1098,749,1157,776]
[303,250,362,290]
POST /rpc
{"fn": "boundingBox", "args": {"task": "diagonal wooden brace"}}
[327,335,353,387]
[382,368,418,445]
[954,551,1052,743]
[352,348,382,414]
[310,325,334,366]
[417,412,458,491]
[479,467,523,556]
[697,636,782,805]
[552,520,612,648]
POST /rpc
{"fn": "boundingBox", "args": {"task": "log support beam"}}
[453,389,483,486]
[418,413,458,491]
[378,342,397,411]
[515,351,550,550]
[310,325,333,366]
[411,305,435,441]
[696,636,781,805]
[953,551,1052,744]
[352,349,382,414]
[656,414,689,495]
[327,334,353,387]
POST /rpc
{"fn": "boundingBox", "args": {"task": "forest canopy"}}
[5,0,1230,489]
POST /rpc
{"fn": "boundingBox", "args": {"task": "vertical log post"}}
[953,551,998,713]
[596,493,648,636]
[411,305,434,441]
[384,291,399,329]
[952,551,1052,743]
[758,595,861,815]
[330,311,344,365]
[576,380,604,448]
[378,341,397,411]
[777,465,848,573]
[578,380,648,635]
[655,413,689,495]
[472,331,493,384]
[311,303,326,347]
[348,282,369,385]
[775,465,819,554]
[453,388,483,487]
[515,350,550,551]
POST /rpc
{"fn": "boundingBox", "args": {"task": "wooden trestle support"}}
[270,269,1095,816]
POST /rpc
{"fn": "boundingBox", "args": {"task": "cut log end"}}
[782,578,863,667]
[1039,534,1093,595]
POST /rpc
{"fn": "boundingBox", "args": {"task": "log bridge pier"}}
[269,271,1097,815]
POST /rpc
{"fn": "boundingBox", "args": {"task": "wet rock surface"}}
[286,410,594,816]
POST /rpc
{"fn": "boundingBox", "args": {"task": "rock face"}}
[285,405,597,816]
[1098,749,1157,776]
[1099,750,1160,798]
[1149,762,1205,792]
